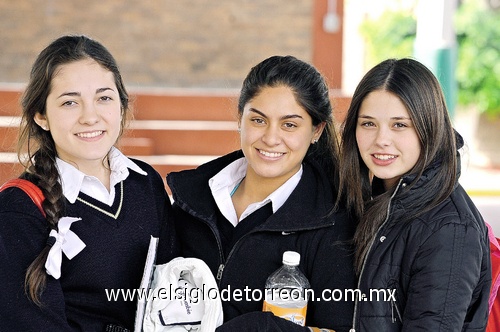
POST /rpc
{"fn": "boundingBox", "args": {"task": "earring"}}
[312,139,318,144]
[237,128,241,133]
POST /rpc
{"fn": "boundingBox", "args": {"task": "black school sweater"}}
[0,160,175,331]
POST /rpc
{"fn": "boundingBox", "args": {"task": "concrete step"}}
[0,153,24,185]
[0,125,17,152]
[119,137,155,156]
[0,88,22,117]
[125,129,238,155]
[131,89,239,121]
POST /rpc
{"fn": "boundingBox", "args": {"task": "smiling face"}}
[34,58,122,173]
[239,85,324,185]
[356,90,421,189]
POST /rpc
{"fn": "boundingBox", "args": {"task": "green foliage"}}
[359,1,500,115]
[455,0,500,115]
[359,10,416,68]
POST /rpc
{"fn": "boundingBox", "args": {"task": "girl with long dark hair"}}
[339,58,490,331]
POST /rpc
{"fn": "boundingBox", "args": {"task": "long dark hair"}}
[17,35,130,304]
[338,58,457,273]
[238,55,340,188]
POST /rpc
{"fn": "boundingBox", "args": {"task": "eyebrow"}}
[249,108,304,120]
[358,114,412,121]
[57,87,115,99]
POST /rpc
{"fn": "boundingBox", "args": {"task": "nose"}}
[261,124,281,146]
[374,126,392,147]
[79,102,100,125]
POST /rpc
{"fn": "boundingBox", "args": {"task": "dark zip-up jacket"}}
[167,150,356,331]
[351,157,491,331]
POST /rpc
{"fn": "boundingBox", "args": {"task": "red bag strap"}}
[0,179,46,217]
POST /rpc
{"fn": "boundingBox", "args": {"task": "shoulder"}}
[127,158,165,186]
[0,187,48,239]
[169,151,243,177]
[128,157,159,175]
[404,192,487,252]
[384,184,487,253]
[416,184,485,233]
[297,159,339,209]
[0,186,45,218]
[167,150,243,191]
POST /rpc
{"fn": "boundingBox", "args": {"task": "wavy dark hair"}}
[17,35,130,304]
[338,58,457,273]
[238,55,340,189]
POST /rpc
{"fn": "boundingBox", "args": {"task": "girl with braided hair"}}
[0,35,176,331]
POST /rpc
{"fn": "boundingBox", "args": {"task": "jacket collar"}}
[167,150,336,232]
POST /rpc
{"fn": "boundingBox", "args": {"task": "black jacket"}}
[352,154,491,331]
[167,150,357,331]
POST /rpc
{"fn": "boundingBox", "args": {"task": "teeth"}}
[259,149,284,158]
[374,154,396,160]
[77,131,103,138]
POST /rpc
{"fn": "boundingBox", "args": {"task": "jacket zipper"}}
[391,298,402,323]
[216,222,333,283]
[196,218,226,281]
[217,263,224,280]
[350,179,403,332]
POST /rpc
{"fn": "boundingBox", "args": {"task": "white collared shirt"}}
[56,147,147,206]
[209,157,302,227]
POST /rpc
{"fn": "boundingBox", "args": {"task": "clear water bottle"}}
[262,251,310,326]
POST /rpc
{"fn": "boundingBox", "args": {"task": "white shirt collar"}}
[57,147,147,204]
[209,157,302,226]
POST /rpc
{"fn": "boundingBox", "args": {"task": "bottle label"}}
[262,300,307,326]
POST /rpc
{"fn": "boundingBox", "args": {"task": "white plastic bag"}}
[142,257,223,332]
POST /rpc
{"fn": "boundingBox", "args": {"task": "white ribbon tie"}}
[45,217,86,279]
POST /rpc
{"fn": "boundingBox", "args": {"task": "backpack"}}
[486,222,500,332]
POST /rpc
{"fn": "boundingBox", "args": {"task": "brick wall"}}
[0,0,312,89]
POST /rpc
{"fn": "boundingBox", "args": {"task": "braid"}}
[20,142,65,305]
[32,148,65,222]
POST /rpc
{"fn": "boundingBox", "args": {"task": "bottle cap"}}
[282,251,300,266]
